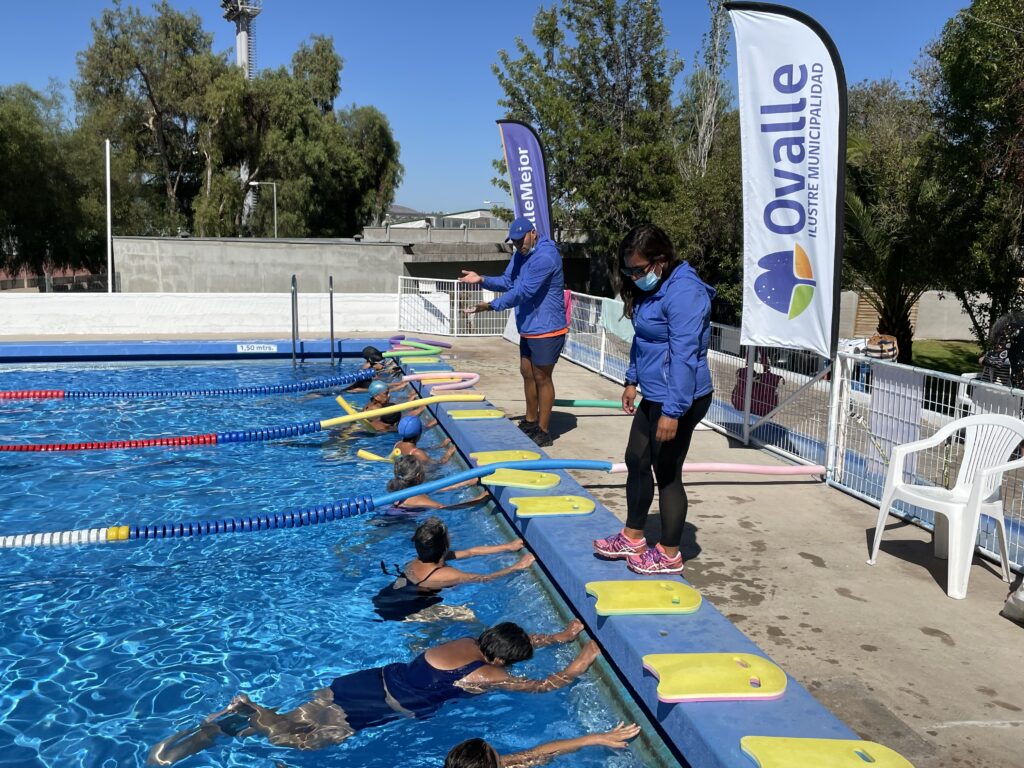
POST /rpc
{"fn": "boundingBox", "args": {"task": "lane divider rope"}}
[0,459,613,549]
[0,370,373,401]
[0,394,485,453]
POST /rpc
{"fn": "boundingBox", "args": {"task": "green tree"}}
[75,0,229,232]
[493,0,683,293]
[843,79,940,362]
[0,85,94,280]
[921,0,1024,345]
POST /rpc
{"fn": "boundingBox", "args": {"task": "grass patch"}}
[912,339,982,375]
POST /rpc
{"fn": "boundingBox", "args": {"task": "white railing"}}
[397,277,511,336]
[402,286,1024,572]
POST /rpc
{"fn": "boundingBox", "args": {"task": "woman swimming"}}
[373,516,534,621]
[387,454,486,510]
[445,722,640,767]
[147,621,599,764]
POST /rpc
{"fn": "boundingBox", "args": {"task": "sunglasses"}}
[620,262,654,279]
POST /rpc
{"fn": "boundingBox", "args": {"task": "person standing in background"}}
[593,224,715,575]
[458,216,566,447]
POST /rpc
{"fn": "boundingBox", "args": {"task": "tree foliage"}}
[0,85,95,277]
[843,80,940,361]
[72,1,402,242]
[921,0,1024,345]
[493,0,682,293]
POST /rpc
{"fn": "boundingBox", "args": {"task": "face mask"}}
[634,269,661,292]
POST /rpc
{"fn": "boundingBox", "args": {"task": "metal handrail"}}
[290,274,299,367]
[329,275,336,366]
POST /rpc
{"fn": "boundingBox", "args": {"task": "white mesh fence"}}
[399,285,1023,571]
[397,277,511,336]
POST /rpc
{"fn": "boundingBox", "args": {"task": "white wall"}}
[0,293,398,337]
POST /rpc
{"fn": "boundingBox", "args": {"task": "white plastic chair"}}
[867,414,1022,599]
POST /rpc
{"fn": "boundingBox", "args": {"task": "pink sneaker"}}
[593,531,647,560]
[627,545,684,575]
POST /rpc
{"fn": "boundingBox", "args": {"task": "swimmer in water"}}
[444,723,641,767]
[147,621,599,765]
[373,517,534,622]
[393,415,456,464]
[387,455,486,510]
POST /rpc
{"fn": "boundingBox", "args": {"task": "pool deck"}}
[441,336,1023,768]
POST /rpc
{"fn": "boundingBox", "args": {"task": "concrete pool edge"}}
[404,357,860,768]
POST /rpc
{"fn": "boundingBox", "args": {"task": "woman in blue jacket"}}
[594,224,714,575]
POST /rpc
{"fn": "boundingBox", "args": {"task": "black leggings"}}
[625,393,712,548]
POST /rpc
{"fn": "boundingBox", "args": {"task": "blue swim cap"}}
[398,415,423,440]
[368,381,388,397]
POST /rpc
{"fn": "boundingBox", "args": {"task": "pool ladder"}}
[290,274,337,367]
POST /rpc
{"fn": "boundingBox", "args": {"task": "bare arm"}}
[465,640,600,695]
[453,538,524,559]
[529,619,583,649]
[419,554,534,589]
[500,723,641,768]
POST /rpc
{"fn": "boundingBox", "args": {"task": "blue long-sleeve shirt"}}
[481,237,566,336]
[624,262,714,419]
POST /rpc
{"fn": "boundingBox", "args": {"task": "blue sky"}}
[0,1,966,213]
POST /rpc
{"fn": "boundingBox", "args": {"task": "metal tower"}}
[222,1,263,229]
[220,1,262,80]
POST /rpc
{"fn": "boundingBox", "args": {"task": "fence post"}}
[599,327,607,376]
[741,345,755,445]
[827,354,853,482]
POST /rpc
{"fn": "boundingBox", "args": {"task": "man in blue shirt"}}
[459,217,567,447]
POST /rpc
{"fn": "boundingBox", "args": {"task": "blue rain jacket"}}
[624,262,714,419]
[482,237,566,335]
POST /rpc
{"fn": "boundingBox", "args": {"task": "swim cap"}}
[362,345,384,363]
[397,415,423,440]
[368,380,388,397]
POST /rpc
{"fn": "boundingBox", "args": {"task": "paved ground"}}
[443,336,1023,768]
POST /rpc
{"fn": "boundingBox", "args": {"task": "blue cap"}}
[368,380,388,397]
[397,415,423,440]
[505,216,535,242]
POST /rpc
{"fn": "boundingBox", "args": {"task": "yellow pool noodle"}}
[320,394,484,429]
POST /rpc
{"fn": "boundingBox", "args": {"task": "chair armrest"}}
[890,430,952,460]
[978,457,1024,482]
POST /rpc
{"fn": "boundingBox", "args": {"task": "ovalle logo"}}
[754,244,815,319]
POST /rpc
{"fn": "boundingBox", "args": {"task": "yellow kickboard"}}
[449,409,504,420]
[585,580,701,615]
[512,495,594,517]
[642,653,787,703]
[470,449,541,465]
[400,356,441,364]
[482,468,560,489]
[741,737,915,768]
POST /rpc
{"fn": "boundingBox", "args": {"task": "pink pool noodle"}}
[402,372,480,391]
[609,462,824,476]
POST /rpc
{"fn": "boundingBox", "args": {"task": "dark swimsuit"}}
[329,653,486,730]
[372,556,453,621]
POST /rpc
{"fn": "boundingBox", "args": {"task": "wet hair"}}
[444,738,500,768]
[413,517,450,563]
[362,345,384,363]
[478,622,534,665]
[387,455,426,492]
[617,223,683,320]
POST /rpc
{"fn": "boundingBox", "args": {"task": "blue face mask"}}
[634,269,661,292]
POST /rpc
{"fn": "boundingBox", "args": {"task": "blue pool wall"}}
[399,356,858,768]
[0,338,858,768]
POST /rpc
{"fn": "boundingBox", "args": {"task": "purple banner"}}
[497,120,553,240]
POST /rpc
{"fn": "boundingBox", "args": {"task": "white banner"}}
[727,3,846,358]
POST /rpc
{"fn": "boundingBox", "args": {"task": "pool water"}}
[0,362,651,767]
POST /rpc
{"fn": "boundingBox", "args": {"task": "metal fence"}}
[402,286,1024,572]
[397,277,512,336]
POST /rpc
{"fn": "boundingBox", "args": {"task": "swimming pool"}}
[0,361,655,767]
